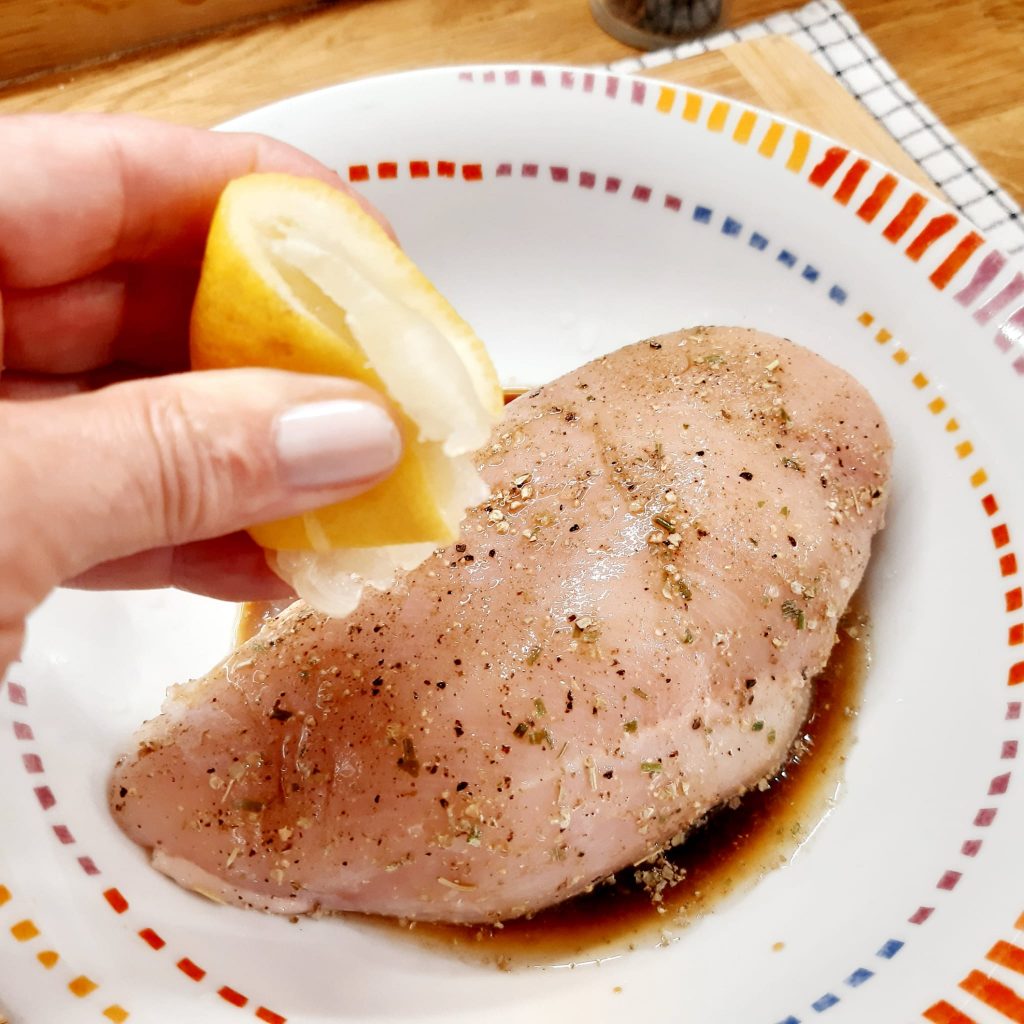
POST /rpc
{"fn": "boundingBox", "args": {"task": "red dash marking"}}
[1009,702,1022,720]
[560,71,574,88]
[1010,625,1023,645]
[995,525,1012,548]
[631,80,646,104]
[906,214,958,261]
[496,162,512,176]
[550,166,569,183]
[409,160,429,178]
[1009,589,1023,613]
[437,160,455,178]
[33,786,55,810]
[218,986,248,1008]
[960,969,1024,1022]
[461,164,482,181]
[632,185,651,202]
[22,753,43,774]
[7,683,27,705]
[989,772,1011,795]
[77,856,100,876]
[347,164,369,183]
[138,927,165,951]
[1002,553,1019,577]
[924,1001,977,1024]
[937,870,962,890]
[504,69,520,85]
[809,146,848,187]
[983,494,1000,516]
[931,232,985,290]
[910,906,935,924]
[883,193,927,242]
[665,194,682,212]
[1006,741,1021,760]
[104,888,129,914]
[521,163,538,178]
[1010,663,1024,686]
[975,808,998,826]
[13,722,33,740]
[377,161,397,179]
[583,72,594,92]
[530,70,546,87]
[605,177,621,194]
[177,957,206,982]
[52,825,75,845]
[605,76,619,98]
[961,839,983,856]
[834,158,869,204]
[256,1009,287,1024]
[579,171,596,188]
[857,174,896,222]
[989,940,1024,975]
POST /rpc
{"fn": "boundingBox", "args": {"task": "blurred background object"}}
[590,0,731,48]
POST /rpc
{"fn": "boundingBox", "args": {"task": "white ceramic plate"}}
[3,67,1024,1024]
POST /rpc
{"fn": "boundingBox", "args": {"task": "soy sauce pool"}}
[235,596,869,968]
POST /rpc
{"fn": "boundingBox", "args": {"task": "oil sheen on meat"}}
[110,327,892,924]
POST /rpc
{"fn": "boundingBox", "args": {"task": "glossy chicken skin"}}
[111,327,891,923]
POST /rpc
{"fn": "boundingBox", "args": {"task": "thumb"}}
[0,368,402,589]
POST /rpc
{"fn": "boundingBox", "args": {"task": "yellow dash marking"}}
[758,121,784,157]
[858,311,874,326]
[912,372,929,389]
[656,86,675,114]
[928,396,947,414]
[69,975,98,998]
[945,418,960,433]
[733,110,757,144]
[103,1006,130,1022]
[970,468,988,488]
[786,130,811,172]
[892,348,909,365]
[0,885,10,907]
[956,440,974,459]
[707,100,730,132]
[875,328,892,344]
[37,950,59,969]
[11,920,39,942]
[682,92,702,122]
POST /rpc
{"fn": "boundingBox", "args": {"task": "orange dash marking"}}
[907,214,958,261]
[68,975,98,998]
[809,146,848,187]
[758,122,784,157]
[834,158,870,204]
[682,92,702,122]
[11,919,39,942]
[103,1007,130,1023]
[959,969,1024,1023]
[970,468,988,488]
[924,1001,978,1024]
[988,940,1024,975]
[733,110,757,143]
[946,418,961,433]
[706,100,730,131]
[931,232,985,290]
[876,328,892,344]
[656,86,674,113]
[892,348,909,365]
[857,174,896,222]
[858,311,874,326]
[103,888,128,914]
[0,885,10,906]
[955,440,974,459]
[883,193,928,243]
[785,130,810,172]
[177,957,206,982]
[929,397,948,414]
[1016,912,1024,931]
[37,950,59,969]
[218,986,248,1008]
[912,372,929,389]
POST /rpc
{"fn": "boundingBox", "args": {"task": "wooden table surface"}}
[0,0,1020,205]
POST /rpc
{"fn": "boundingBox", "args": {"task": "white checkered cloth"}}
[607,0,1024,255]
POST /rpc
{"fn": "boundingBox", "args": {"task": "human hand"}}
[0,114,402,676]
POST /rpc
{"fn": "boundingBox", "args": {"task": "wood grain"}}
[0,0,1018,203]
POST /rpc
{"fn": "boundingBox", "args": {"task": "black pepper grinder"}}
[590,0,730,50]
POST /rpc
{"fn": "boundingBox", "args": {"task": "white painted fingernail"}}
[275,400,401,489]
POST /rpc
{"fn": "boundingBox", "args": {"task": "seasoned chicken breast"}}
[111,327,891,923]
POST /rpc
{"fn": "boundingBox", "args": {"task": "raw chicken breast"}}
[110,327,891,924]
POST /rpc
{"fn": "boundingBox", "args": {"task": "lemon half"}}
[190,173,502,615]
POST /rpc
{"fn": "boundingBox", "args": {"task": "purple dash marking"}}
[937,870,962,890]
[802,265,820,282]
[579,171,596,189]
[989,772,1011,795]
[496,162,512,176]
[693,205,712,224]
[530,70,546,87]
[7,683,27,706]
[1003,740,1019,759]
[605,177,621,194]
[22,753,43,774]
[975,272,1024,324]
[909,906,934,924]
[583,72,595,92]
[995,305,1024,354]
[53,825,75,845]
[632,185,651,202]
[631,80,646,104]
[561,71,574,88]
[955,250,1006,306]
[722,216,742,236]
[962,839,983,857]
[78,856,100,876]
[876,939,903,959]
[504,70,520,85]
[13,722,33,741]
[33,785,55,810]
[778,250,798,268]
[605,76,619,98]
[1014,355,1024,374]
[750,232,769,250]
[550,166,569,183]
[1009,702,1022,720]
[811,993,839,1012]
[458,71,473,82]
[664,194,682,212]
[975,807,997,826]
[483,70,496,83]
[844,968,873,987]
[522,163,538,178]
[829,285,848,304]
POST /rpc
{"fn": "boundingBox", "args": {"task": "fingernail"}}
[275,400,401,489]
